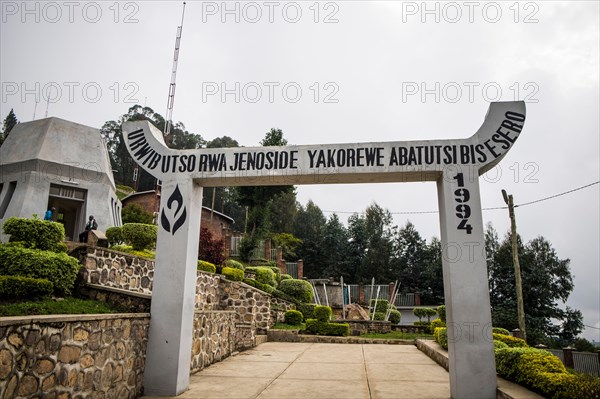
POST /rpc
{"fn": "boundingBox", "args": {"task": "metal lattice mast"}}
[164,2,186,137]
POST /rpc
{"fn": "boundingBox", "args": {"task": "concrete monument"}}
[123,101,526,398]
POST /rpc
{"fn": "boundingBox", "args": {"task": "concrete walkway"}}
[142,342,450,399]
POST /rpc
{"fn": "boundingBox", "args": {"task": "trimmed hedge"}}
[314,305,332,322]
[296,303,316,321]
[492,327,510,336]
[389,309,401,325]
[245,266,277,287]
[0,245,80,296]
[121,223,157,250]
[197,260,216,273]
[493,333,528,348]
[284,310,303,325]
[494,340,509,350]
[437,305,446,322]
[223,259,244,270]
[434,327,448,349]
[222,267,243,281]
[413,307,437,322]
[305,319,350,336]
[429,318,445,333]
[106,226,123,246]
[2,217,65,252]
[243,278,275,294]
[279,273,293,282]
[370,299,389,313]
[0,275,54,299]
[373,312,386,321]
[494,347,600,399]
[278,279,314,303]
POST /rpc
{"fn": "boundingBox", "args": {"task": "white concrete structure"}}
[0,117,122,241]
[124,101,526,398]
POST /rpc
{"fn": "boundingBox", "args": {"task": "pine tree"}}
[0,109,19,146]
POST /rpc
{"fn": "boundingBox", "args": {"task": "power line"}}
[584,324,600,331]
[321,180,600,215]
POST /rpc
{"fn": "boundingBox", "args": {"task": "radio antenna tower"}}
[164,2,186,138]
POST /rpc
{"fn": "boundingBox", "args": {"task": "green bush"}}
[413,321,430,326]
[222,267,243,281]
[243,278,275,294]
[110,245,155,259]
[278,279,314,303]
[437,305,446,322]
[0,275,53,299]
[389,309,401,325]
[305,319,350,336]
[0,245,80,296]
[296,303,316,321]
[245,266,277,287]
[314,305,332,322]
[429,318,446,333]
[494,340,509,350]
[197,260,216,273]
[279,273,293,282]
[370,299,389,313]
[373,312,386,321]
[413,307,437,322]
[121,223,157,251]
[121,203,154,224]
[284,310,303,325]
[106,226,123,246]
[434,327,448,349]
[2,217,65,252]
[493,333,528,348]
[492,327,510,335]
[223,259,244,270]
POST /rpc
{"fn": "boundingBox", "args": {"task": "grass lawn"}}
[360,331,433,340]
[272,322,306,330]
[0,297,127,317]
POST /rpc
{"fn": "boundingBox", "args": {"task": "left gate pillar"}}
[143,178,203,396]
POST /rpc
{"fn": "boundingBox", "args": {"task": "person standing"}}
[44,207,56,221]
[79,215,98,243]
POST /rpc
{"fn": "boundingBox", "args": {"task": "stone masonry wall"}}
[80,248,155,295]
[190,311,236,374]
[0,314,150,399]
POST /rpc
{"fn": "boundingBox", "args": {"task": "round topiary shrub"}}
[492,327,510,336]
[223,259,244,270]
[370,299,389,314]
[106,226,123,247]
[373,312,386,321]
[222,267,243,281]
[429,318,446,333]
[284,310,303,325]
[197,260,216,273]
[278,279,314,303]
[245,266,277,287]
[296,303,316,321]
[314,305,332,322]
[2,217,65,252]
[389,309,401,325]
[122,223,157,251]
[279,274,292,282]
[494,340,509,350]
[437,305,446,322]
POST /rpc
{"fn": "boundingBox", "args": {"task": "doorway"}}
[47,184,87,241]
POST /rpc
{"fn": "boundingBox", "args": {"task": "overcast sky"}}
[2,0,598,341]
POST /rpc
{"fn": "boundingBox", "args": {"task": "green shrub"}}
[121,223,157,251]
[437,305,446,322]
[389,309,401,325]
[296,303,316,321]
[110,245,155,259]
[2,217,65,252]
[279,273,293,282]
[373,312,386,321]
[413,321,430,326]
[278,279,314,303]
[106,226,123,246]
[429,318,446,333]
[197,260,216,274]
[55,242,68,253]
[284,310,303,325]
[492,327,510,336]
[122,204,154,224]
[243,278,275,294]
[245,266,277,287]
[223,259,244,270]
[268,266,281,277]
[413,307,437,322]
[305,319,350,336]
[0,245,80,296]
[370,299,389,313]
[494,340,509,350]
[0,275,53,299]
[493,333,528,348]
[314,305,332,322]
[222,267,243,281]
[434,327,448,349]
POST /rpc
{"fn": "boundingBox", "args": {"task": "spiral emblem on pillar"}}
[160,184,187,235]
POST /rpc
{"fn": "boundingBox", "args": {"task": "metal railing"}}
[573,352,600,377]
[394,293,416,307]
[286,262,298,279]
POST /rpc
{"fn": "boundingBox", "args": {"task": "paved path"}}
[142,342,450,399]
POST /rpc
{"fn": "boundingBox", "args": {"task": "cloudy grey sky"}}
[2,1,598,340]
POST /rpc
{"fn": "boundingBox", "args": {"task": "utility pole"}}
[502,189,526,341]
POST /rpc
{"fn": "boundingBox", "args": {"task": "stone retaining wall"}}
[0,314,150,399]
[190,311,236,373]
[342,320,391,335]
[79,247,155,295]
